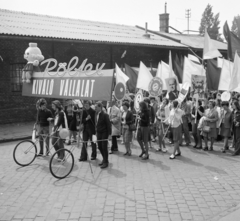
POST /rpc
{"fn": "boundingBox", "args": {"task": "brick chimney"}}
[159,2,169,33]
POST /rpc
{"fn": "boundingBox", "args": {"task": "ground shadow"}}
[53,175,79,186]
[204,166,228,175]
[15,164,40,172]
[116,150,171,171]
[175,155,203,167]
[107,167,127,178]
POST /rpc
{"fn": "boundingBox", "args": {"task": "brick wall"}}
[0,36,187,124]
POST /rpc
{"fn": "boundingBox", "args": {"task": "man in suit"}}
[95,101,112,169]
[79,100,97,161]
[167,78,179,101]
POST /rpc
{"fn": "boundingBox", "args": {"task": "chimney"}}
[159,2,169,33]
[142,22,151,38]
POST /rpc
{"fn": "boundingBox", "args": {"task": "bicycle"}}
[13,131,78,179]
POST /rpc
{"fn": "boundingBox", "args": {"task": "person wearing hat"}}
[79,100,97,161]
[48,100,68,161]
[35,98,53,156]
[95,101,112,168]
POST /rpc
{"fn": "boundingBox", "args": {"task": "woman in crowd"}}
[137,101,150,160]
[202,100,218,151]
[220,101,233,153]
[191,99,204,149]
[232,101,240,155]
[65,100,78,144]
[121,102,134,156]
[155,98,168,152]
[166,100,183,159]
[109,99,121,154]
[49,100,67,160]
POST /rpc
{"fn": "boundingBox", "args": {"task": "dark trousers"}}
[52,131,65,159]
[39,126,50,154]
[111,136,118,151]
[80,129,97,160]
[233,126,240,155]
[97,132,109,164]
[180,116,191,144]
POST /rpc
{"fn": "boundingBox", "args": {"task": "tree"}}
[199,4,222,41]
[231,15,240,37]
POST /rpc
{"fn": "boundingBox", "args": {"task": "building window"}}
[10,64,25,92]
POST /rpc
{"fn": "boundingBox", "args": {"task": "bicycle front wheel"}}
[13,140,37,166]
[49,149,74,179]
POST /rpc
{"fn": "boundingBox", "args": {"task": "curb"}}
[0,136,32,144]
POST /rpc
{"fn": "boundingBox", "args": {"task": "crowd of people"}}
[34,91,240,169]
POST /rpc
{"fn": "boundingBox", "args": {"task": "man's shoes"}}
[112,148,118,151]
[78,158,87,162]
[203,147,208,151]
[91,157,96,160]
[37,153,43,157]
[175,152,181,156]
[169,154,175,159]
[162,148,167,153]
[98,162,103,166]
[100,163,108,169]
[109,150,113,154]
[185,143,190,146]
[152,139,156,142]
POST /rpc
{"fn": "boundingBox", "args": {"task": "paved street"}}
[1,139,240,221]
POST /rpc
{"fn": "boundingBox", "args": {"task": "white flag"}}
[229,52,240,92]
[136,62,153,91]
[203,31,222,59]
[115,63,129,84]
[218,59,233,91]
[183,56,205,84]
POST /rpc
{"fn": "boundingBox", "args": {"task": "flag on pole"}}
[124,64,138,93]
[116,63,129,84]
[206,59,221,91]
[161,61,172,90]
[223,21,240,61]
[114,64,129,100]
[156,62,167,90]
[218,58,233,91]
[136,61,153,91]
[173,54,183,83]
[203,30,222,59]
[229,52,240,92]
[183,56,205,84]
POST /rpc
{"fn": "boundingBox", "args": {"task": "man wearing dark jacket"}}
[79,101,97,161]
[36,98,53,156]
[95,101,111,169]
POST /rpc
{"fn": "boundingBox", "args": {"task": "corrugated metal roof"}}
[0,9,187,48]
[156,32,227,50]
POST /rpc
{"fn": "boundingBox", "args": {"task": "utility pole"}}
[185,9,191,34]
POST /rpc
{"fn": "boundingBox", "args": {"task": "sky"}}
[0,0,239,36]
